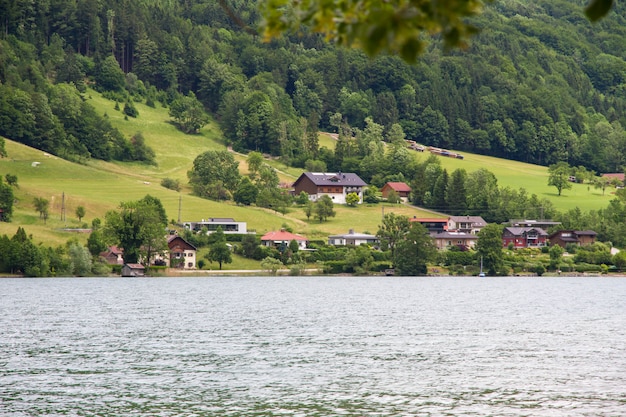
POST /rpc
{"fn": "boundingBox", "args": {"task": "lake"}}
[1,276,625,416]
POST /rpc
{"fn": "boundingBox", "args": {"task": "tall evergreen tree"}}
[446,169,468,215]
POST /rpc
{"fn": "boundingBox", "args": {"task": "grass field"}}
[424,150,614,213]
[0,89,616,247]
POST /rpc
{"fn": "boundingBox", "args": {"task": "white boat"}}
[479,256,486,277]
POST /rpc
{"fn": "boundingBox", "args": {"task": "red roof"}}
[602,173,625,181]
[384,182,411,192]
[261,230,308,241]
[100,245,123,256]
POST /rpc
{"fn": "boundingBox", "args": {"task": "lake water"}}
[1,276,625,416]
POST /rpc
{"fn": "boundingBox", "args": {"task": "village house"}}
[502,227,549,248]
[410,217,448,233]
[431,231,478,250]
[261,229,308,250]
[165,235,197,269]
[601,173,625,184]
[183,218,247,234]
[328,229,379,246]
[100,246,124,265]
[548,230,597,248]
[381,182,411,201]
[292,172,367,204]
[447,215,487,235]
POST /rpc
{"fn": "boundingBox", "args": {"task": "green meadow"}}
[0,90,615,248]
[426,149,615,213]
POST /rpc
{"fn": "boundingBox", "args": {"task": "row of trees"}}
[0,227,109,277]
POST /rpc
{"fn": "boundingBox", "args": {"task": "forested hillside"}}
[2,0,626,175]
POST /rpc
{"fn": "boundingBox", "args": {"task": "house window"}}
[187,262,193,268]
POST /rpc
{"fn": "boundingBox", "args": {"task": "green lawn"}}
[0,90,616,247]
[412,149,614,212]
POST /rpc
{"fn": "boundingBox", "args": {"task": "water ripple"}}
[1,276,625,416]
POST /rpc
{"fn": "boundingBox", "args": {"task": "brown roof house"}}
[293,172,367,204]
[502,227,548,248]
[381,182,411,201]
[166,235,197,269]
[448,216,487,235]
[548,230,597,249]
[261,229,308,250]
[410,217,449,233]
[121,263,145,277]
[431,231,479,250]
[100,245,124,265]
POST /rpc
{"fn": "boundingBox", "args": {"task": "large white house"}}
[328,229,379,246]
[183,218,247,234]
[292,172,367,204]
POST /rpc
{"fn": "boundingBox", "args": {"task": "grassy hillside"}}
[0,91,438,246]
[421,149,615,212]
[0,90,617,247]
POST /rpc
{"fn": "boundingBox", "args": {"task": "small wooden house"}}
[548,230,597,248]
[381,182,411,201]
[121,263,145,277]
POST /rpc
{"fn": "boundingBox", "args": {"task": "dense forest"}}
[2,0,626,173]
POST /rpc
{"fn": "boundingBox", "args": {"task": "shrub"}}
[123,101,139,118]
[161,178,181,191]
[323,260,347,274]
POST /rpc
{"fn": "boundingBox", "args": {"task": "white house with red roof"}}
[261,229,308,250]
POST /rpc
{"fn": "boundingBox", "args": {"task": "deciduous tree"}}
[393,222,436,275]
[315,195,336,222]
[377,213,410,265]
[103,196,168,264]
[476,223,505,276]
[169,92,210,134]
[33,197,49,222]
[75,206,86,222]
[548,161,573,196]
[234,177,258,206]
[188,150,241,200]
[205,227,232,270]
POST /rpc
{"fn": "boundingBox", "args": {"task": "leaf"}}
[585,0,613,22]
